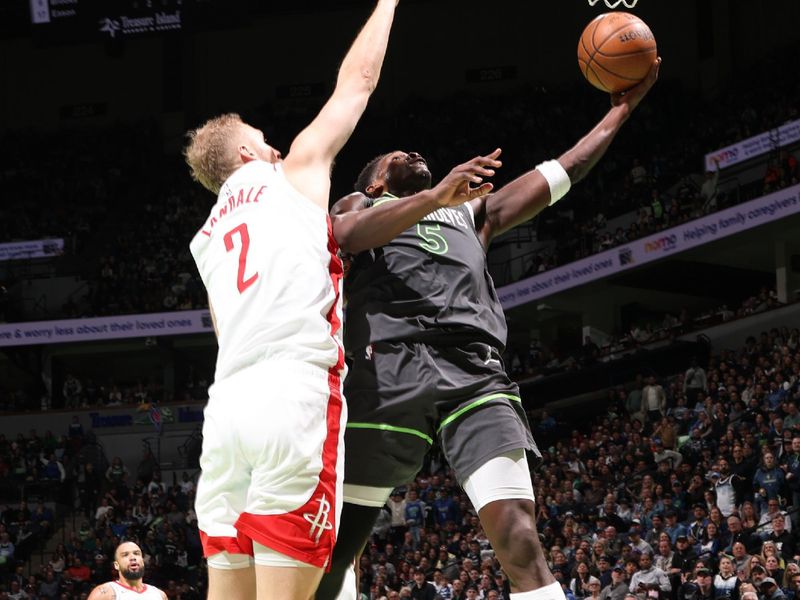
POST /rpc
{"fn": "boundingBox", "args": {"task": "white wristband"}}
[536,159,571,206]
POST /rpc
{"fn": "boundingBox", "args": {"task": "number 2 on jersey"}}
[224,223,259,293]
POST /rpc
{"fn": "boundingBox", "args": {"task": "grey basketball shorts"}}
[343,340,541,488]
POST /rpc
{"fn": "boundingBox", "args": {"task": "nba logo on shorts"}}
[365,344,373,361]
[303,493,333,543]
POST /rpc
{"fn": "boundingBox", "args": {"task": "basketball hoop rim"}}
[587,0,639,8]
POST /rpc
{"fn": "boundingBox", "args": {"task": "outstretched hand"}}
[611,57,661,111]
[432,149,503,207]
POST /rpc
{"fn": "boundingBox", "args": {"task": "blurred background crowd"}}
[1,3,800,600]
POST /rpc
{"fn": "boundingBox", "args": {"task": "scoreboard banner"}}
[30,0,183,42]
[497,182,800,309]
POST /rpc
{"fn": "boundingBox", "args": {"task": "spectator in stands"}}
[684,360,708,404]
[782,565,800,600]
[761,577,787,600]
[713,459,737,517]
[48,544,66,574]
[147,471,166,497]
[627,375,645,420]
[405,490,425,545]
[410,567,437,599]
[754,456,787,516]
[600,566,629,600]
[431,570,453,599]
[653,539,673,573]
[62,375,82,409]
[781,437,800,525]
[726,515,757,554]
[178,472,195,495]
[104,457,129,488]
[631,159,648,188]
[0,531,14,567]
[764,515,795,562]
[629,552,670,597]
[64,557,90,584]
[713,556,739,599]
[136,450,158,485]
[37,568,60,599]
[680,567,714,600]
[653,440,682,470]
[39,453,66,482]
[642,377,667,431]
[571,562,594,599]
[586,576,603,600]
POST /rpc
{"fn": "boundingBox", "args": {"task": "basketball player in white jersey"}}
[183,2,403,599]
[87,542,166,600]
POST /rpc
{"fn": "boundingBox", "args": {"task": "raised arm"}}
[332,151,502,254]
[472,58,661,248]
[283,0,399,208]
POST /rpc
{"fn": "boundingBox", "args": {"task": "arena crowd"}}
[0,325,799,600]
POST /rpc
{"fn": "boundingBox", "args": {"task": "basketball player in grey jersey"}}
[319,59,660,600]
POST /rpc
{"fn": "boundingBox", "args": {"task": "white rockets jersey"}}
[190,160,344,382]
[110,581,163,600]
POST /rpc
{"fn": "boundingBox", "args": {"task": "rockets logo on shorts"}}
[303,493,333,544]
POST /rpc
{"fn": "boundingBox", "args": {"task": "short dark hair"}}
[355,153,390,195]
[113,541,140,561]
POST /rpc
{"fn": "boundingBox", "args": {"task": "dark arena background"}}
[1,0,800,598]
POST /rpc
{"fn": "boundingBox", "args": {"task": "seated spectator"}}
[629,552,671,598]
[679,567,714,600]
[713,556,739,600]
[64,556,90,583]
[105,457,129,488]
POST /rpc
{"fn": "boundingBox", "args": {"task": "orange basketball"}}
[577,12,657,93]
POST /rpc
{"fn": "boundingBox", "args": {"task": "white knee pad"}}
[463,449,535,513]
[206,551,254,570]
[253,541,318,568]
[342,484,393,507]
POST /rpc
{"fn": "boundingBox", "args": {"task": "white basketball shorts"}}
[196,358,346,569]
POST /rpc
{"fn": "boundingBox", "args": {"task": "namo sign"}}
[497,183,800,309]
[705,118,800,171]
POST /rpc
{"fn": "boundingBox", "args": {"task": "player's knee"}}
[488,501,541,564]
[507,527,542,565]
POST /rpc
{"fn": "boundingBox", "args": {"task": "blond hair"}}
[184,113,244,194]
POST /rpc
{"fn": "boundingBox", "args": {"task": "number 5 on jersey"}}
[417,223,448,255]
[224,223,259,293]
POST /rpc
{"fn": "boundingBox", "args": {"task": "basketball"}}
[577,12,657,93]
